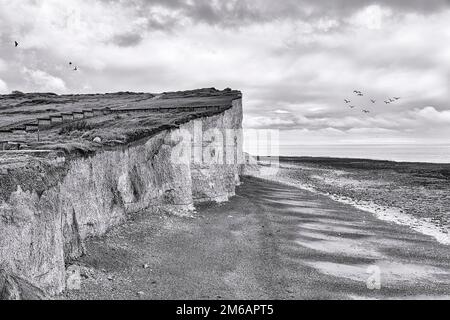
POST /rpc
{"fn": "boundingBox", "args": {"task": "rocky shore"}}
[246,157,450,244]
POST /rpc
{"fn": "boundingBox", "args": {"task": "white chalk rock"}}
[93,137,102,143]
[66,265,81,291]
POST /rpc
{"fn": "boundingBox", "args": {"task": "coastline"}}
[329,196,450,245]
[62,176,450,299]
[245,157,450,245]
[275,144,450,164]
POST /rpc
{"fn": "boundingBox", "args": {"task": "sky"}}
[0,0,449,146]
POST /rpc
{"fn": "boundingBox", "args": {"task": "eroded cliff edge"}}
[0,98,243,297]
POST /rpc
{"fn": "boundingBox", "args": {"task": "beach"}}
[250,157,450,245]
[61,176,450,300]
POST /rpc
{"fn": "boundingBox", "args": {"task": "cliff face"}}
[0,98,243,296]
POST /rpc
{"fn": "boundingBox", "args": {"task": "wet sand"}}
[62,176,450,300]
[271,157,450,235]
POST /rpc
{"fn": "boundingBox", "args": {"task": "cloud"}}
[99,0,450,29]
[0,78,8,93]
[244,115,298,128]
[22,68,67,93]
[349,4,392,30]
[346,127,398,134]
[412,106,450,124]
[273,109,291,114]
[111,33,144,47]
[0,1,449,145]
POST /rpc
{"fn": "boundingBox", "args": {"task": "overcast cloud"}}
[0,0,449,145]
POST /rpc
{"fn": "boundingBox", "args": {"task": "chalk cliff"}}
[0,97,243,297]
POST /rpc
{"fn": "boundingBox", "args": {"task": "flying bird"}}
[394,97,400,100]
[370,99,376,103]
[389,98,395,102]
[362,109,370,113]
[14,41,18,47]
[357,93,363,96]
[349,105,355,109]
[344,99,351,103]
[384,101,390,104]
[69,62,72,65]
[73,66,78,71]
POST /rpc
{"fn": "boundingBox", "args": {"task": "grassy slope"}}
[0,88,240,156]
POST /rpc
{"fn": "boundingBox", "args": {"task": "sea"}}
[275,144,450,164]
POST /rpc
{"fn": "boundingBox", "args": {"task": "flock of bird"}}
[14,40,79,71]
[345,90,401,114]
